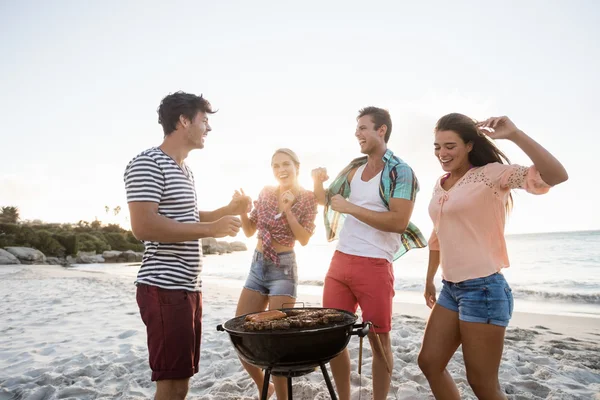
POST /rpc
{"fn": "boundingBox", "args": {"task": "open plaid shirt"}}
[324,148,427,260]
[250,186,318,266]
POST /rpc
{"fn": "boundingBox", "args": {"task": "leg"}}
[136,285,199,396]
[267,295,296,310]
[460,322,507,400]
[155,378,190,400]
[328,349,351,400]
[235,288,274,399]
[367,331,393,400]
[322,252,359,400]
[455,272,513,399]
[351,255,395,400]
[417,305,461,400]
[268,295,297,400]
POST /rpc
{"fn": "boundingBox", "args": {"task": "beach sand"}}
[1,264,599,400]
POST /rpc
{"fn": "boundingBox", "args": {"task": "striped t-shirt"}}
[124,147,202,291]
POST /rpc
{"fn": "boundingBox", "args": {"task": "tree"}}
[90,219,102,230]
[0,206,20,224]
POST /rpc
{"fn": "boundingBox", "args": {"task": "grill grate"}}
[224,308,357,334]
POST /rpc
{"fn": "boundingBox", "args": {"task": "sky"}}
[1,0,599,241]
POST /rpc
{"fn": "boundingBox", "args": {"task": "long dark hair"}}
[435,113,513,212]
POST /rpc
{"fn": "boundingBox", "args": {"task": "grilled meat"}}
[245,310,287,323]
[242,309,347,331]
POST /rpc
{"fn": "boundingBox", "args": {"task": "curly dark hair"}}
[357,106,392,143]
[157,91,216,135]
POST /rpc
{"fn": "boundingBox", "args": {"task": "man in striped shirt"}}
[312,107,426,400]
[124,91,248,400]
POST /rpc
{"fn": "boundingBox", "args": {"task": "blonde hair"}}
[271,148,300,168]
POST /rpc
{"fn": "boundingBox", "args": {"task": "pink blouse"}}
[428,162,551,282]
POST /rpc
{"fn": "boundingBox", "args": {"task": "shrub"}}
[32,230,65,257]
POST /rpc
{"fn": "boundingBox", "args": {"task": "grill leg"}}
[320,362,338,400]
[260,368,272,400]
[287,376,293,400]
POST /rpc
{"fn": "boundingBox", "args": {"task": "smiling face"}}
[434,129,473,173]
[271,152,299,190]
[355,115,386,155]
[183,111,211,149]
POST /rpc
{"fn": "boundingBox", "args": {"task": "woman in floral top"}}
[234,148,318,400]
[418,114,568,400]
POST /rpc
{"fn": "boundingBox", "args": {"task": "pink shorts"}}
[323,251,395,333]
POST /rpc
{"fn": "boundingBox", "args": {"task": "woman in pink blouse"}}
[234,148,318,400]
[417,114,568,399]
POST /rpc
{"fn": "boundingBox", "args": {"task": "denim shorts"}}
[243,250,298,298]
[437,272,514,327]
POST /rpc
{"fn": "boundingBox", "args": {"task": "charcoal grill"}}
[217,307,370,400]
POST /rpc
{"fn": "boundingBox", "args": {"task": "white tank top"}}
[337,164,403,262]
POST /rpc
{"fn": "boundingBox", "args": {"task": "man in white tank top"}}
[313,107,423,400]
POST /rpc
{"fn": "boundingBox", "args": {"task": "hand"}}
[280,190,296,213]
[330,194,352,214]
[229,188,252,215]
[311,167,329,183]
[476,116,520,141]
[424,281,437,309]
[211,216,242,238]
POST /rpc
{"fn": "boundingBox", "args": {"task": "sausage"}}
[245,310,287,323]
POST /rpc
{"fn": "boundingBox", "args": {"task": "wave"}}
[298,279,425,290]
[298,279,324,286]
[513,289,600,305]
[299,280,600,304]
[202,273,600,304]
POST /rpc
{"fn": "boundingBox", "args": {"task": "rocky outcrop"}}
[0,249,20,265]
[69,250,142,264]
[202,238,218,255]
[102,251,122,263]
[216,241,232,254]
[202,238,248,255]
[230,241,248,251]
[116,250,142,263]
[4,247,46,264]
[45,257,66,265]
[1,238,247,266]
[77,254,105,264]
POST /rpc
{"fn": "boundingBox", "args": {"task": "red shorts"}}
[323,251,395,333]
[136,284,203,381]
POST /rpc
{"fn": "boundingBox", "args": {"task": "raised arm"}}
[125,156,241,242]
[199,190,252,222]
[280,190,317,246]
[311,167,329,206]
[234,189,257,238]
[329,163,417,233]
[129,202,241,242]
[477,116,568,186]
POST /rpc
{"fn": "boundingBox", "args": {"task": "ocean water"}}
[73,230,600,318]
